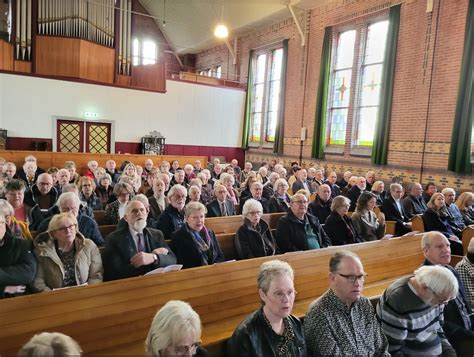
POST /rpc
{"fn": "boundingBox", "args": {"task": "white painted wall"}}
[0,73,245,148]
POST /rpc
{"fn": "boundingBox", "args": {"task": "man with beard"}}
[103,200,176,281]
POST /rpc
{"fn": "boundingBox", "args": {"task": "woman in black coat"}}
[235,199,278,260]
[268,178,291,213]
[171,201,224,269]
[324,196,362,246]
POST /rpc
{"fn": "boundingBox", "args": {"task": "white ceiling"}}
[138,0,331,55]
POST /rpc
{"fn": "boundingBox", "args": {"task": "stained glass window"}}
[249,48,284,144]
[327,30,356,145]
[355,20,389,146]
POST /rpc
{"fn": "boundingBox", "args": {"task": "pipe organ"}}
[118,0,131,76]
[38,0,115,48]
[15,0,32,60]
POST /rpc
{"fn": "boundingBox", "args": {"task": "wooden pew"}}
[411,215,425,232]
[0,235,425,356]
[93,210,106,225]
[204,212,285,234]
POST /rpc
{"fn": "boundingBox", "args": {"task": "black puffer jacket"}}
[235,218,278,259]
[227,308,307,357]
[275,210,331,253]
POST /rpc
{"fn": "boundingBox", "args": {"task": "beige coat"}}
[33,231,103,292]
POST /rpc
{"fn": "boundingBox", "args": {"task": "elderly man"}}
[55,168,70,194]
[292,168,315,194]
[16,155,44,185]
[421,231,474,354]
[377,265,458,356]
[324,171,341,198]
[262,172,279,200]
[240,182,270,213]
[143,159,154,175]
[381,183,412,236]
[305,251,389,355]
[36,192,104,246]
[337,170,352,189]
[239,161,253,183]
[0,214,37,298]
[365,170,376,191]
[275,192,331,253]
[193,160,203,174]
[3,162,17,180]
[456,238,474,310]
[206,184,236,217]
[148,177,167,221]
[24,173,59,230]
[230,159,241,175]
[442,188,465,237]
[347,176,366,211]
[308,184,332,224]
[155,184,187,239]
[402,182,427,219]
[170,168,188,189]
[105,159,120,183]
[103,200,176,281]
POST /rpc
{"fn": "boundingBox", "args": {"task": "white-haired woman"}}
[33,212,103,292]
[220,173,239,205]
[146,300,207,356]
[156,184,187,240]
[19,332,82,357]
[171,201,224,269]
[227,260,306,356]
[268,178,291,213]
[324,196,361,246]
[235,199,278,260]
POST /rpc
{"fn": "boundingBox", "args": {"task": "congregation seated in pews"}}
[1,152,474,355]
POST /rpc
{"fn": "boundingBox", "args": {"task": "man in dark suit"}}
[347,176,366,211]
[292,169,315,194]
[103,200,176,281]
[381,183,412,236]
[402,182,428,219]
[206,184,236,217]
[324,171,341,199]
[239,182,270,213]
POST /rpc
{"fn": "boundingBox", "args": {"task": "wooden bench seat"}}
[204,212,285,234]
[0,235,424,356]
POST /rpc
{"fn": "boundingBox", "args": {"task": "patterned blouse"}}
[304,289,389,356]
[57,246,77,287]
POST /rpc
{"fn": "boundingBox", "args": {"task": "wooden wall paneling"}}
[131,63,166,91]
[79,39,115,84]
[0,40,14,70]
[35,36,80,78]
[115,74,132,86]
[13,60,32,73]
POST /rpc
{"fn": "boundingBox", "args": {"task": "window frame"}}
[324,15,389,156]
[131,38,158,66]
[248,44,285,148]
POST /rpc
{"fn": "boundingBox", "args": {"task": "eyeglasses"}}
[337,273,367,283]
[427,287,451,305]
[173,342,201,355]
[292,200,308,205]
[187,215,205,221]
[247,211,262,216]
[56,224,76,233]
[272,289,297,300]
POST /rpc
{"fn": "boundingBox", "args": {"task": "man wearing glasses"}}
[377,264,458,356]
[304,251,389,356]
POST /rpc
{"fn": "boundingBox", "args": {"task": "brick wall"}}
[195,0,473,191]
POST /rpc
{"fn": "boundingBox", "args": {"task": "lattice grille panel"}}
[88,125,108,153]
[59,123,81,153]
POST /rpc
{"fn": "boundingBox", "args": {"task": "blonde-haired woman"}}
[121,163,142,193]
[146,300,207,356]
[455,192,474,226]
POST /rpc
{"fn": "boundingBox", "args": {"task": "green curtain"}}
[241,50,254,149]
[448,0,473,173]
[371,4,401,165]
[273,39,289,154]
[311,27,332,159]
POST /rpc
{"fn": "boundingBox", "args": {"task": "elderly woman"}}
[19,332,82,357]
[371,181,387,206]
[104,182,134,224]
[148,177,167,221]
[268,178,291,213]
[220,173,239,205]
[146,300,207,357]
[78,176,102,211]
[197,172,213,205]
[188,185,202,203]
[171,201,224,268]
[64,161,80,184]
[156,184,187,240]
[351,192,386,241]
[456,192,474,226]
[324,196,362,246]
[256,166,269,185]
[240,174,258,202]
[235,199,278,260]
[55,168,71,194]
[95,173,114,208]
[422,192,463,255]
[228,260,306,356]
[5,179,30,224]
[0,199,32,240]
[121,163,142,193]
[33,212,103,292]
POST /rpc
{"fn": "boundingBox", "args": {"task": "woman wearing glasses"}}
[227,260,306,356]
[32,212,103,292]
[146,300,208,356]
[235,199,278,260]
[171,201,224,269]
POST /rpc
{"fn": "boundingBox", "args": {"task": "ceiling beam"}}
[287,4,306,46]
